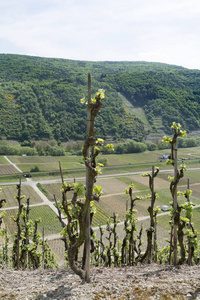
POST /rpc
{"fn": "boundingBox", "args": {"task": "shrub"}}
[47,146,65,156]
[126,141,147,153]
[115,141,147,154]
[98,157,109,166]
[146,142,157,151]
[19,147,38,156]
[0,145,20,155]
[115,143,126,154]
[30,166,40,172]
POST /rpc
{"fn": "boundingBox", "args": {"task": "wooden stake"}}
[148,165,155,264]
[42,227,45,270]
[187,178,190,202]
[173,138,178,265]
[59,161,64,185]
[187,178,192,265]
[84,73,92,282]
[16,178,21,270]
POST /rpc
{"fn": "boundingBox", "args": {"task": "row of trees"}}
[0,140,65,156]
[0,135,199,157]
[115,137,200,154]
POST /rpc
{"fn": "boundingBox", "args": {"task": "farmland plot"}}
[7,155,84,172]
[178,183,200,205]
[6,156,45,164]
[43,177,129,202]
[43,182,80,201]
[17,163,60,173]
[0,164,19,175]
[96,177,130,195]
[191,207,200,230]
[17,162,84,173]
[0,185,43,207]
[100,152,162,166]
[183,170,200,182]
[129,174,170,189]
[28,205,62,236]
[96,195,127,220]
[92,204,110,226]
[117,176,148,192]
[2,205,62,238]
[47,238,66,266]
[0,156,10,164]
[1,208,18,237]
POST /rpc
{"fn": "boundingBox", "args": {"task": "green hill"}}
[0,54,200,143]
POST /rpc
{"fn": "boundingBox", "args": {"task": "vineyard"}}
[0,185,43,207]
[0,164,19,175]
[1,144,200,272]
[1,61,200,294]
[3,155,84,173]
[1,167,200,234]
[1,146,200,178]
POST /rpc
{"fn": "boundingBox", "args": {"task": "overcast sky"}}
[1,0,200,69]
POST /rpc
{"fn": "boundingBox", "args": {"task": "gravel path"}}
[1,264,200,299]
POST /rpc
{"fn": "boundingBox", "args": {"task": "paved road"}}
[1,166,200,187]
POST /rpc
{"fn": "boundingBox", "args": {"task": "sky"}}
[1,0,200,70]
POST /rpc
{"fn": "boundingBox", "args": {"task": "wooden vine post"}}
[173,137,178,265]
[149,165,155,263]
[84,73,92,282]
[15,179,23,269]
[187,178,192,265]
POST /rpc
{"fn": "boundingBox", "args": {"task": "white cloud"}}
[0,0,200,69]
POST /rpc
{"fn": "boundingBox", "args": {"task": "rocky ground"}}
[1,264,200,299]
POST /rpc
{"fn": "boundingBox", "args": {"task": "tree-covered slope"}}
[106,70,200,133]
[0,54,200,142]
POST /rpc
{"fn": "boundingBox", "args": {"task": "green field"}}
[3,147,200,175]
[42,180,84,202]
[92,204,110,227]
[6,155,84,171]
[0,185,43,207]
[2,205,62,239]
[0,174,25,183]
[0,156,10,164]
[0,164,19,175]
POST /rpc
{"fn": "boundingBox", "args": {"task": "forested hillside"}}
[0,54,200,143]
